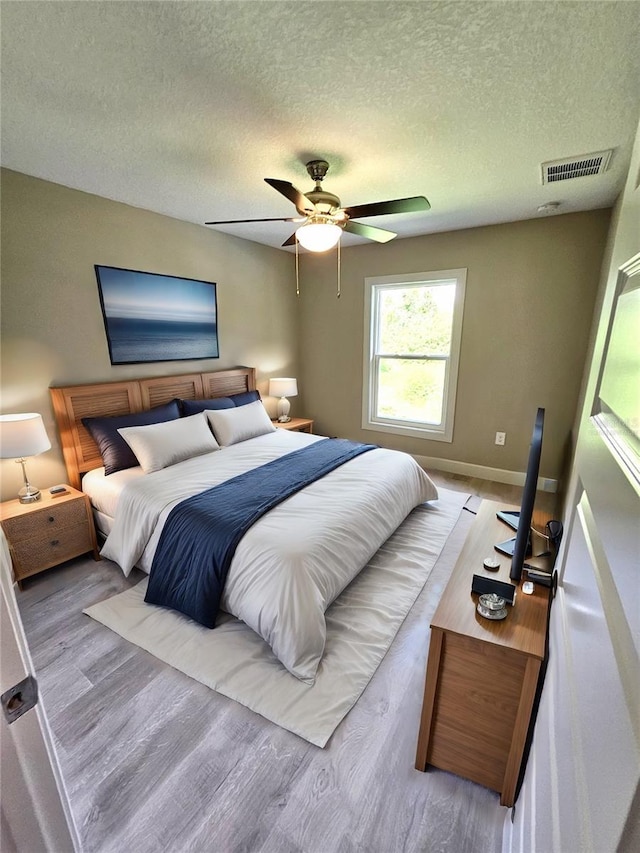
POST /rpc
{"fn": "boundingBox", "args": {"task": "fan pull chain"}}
[294,234,341,298]
[295,236,300,296]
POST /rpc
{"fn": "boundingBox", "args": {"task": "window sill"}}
[362,421,453,443]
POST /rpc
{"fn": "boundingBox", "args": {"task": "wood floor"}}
[427,470,558,519]
[17,473,545,853]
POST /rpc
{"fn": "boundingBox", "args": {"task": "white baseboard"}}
[412,454,558,493]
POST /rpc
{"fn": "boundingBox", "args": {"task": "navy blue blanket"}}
[145,438,375,628]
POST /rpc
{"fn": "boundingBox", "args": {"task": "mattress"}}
[82,465,145,537]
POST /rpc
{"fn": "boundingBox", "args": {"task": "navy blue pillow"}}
[180,397,234,416]
[82,400,181,476]
[229,390,261,407]
[180,390,261,416]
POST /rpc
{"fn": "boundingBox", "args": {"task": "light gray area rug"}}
[84,487,468,747]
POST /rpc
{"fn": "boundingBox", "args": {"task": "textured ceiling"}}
[2,1,639,250]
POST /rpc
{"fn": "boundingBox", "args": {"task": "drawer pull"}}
[48,516,55,523]
[50,539,60,547]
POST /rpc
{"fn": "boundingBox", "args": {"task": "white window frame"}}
[362,268,467,442]
[591,252,640,495]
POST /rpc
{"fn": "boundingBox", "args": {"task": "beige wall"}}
[297,210,611,483]
[0,169,298,500]
[508,117,640,853]
[0,168,611,499]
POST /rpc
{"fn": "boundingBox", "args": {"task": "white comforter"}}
[101,430,438,682]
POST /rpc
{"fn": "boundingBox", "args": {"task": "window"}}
[591,253,640,490]
[362,269,466,442]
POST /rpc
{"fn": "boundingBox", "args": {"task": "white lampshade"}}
[296,221,342,252]
[0,413,51,459]
[269,378,298,423]
[269,378,298,399]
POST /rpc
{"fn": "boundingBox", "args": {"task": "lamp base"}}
[18,486,41,504]
[277,396,291,423]
[16,458,42,503]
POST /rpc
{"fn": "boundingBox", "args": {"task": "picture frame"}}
[94,265,219,365]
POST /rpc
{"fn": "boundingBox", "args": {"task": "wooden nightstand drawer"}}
[10,525,94,580]
[1,498,84,541]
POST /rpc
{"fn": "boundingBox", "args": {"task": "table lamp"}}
[0,413,52,503]
[268,378,298,423]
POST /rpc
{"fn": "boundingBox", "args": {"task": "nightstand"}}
[273,417,314,434]
[0,486,100,588]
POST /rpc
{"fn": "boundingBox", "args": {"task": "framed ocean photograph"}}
[94,266,219,365]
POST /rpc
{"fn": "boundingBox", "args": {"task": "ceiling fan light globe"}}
[296,222,342,252]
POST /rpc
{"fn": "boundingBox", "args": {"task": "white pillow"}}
[117,412,219,474]
[205,400,276,447]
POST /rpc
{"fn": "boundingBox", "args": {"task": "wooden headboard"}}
[50,366,256,489]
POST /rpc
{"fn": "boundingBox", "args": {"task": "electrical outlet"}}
[495,431,506,446]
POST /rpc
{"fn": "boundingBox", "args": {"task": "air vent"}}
[541,150,612,184]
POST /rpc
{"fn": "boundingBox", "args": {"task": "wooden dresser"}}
[415,499,551,807]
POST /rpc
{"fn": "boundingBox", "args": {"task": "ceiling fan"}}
[205,160,431,252]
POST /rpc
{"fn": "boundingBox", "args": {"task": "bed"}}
[50,367,438,684]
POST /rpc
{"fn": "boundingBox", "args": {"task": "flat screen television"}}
[494,407,545,581]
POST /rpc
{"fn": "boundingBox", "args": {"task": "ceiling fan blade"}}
[265,178,315,214]
[343,196,431,219]
[282,232,298,247]
[344,220,396,243]
[205,217,301,225]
